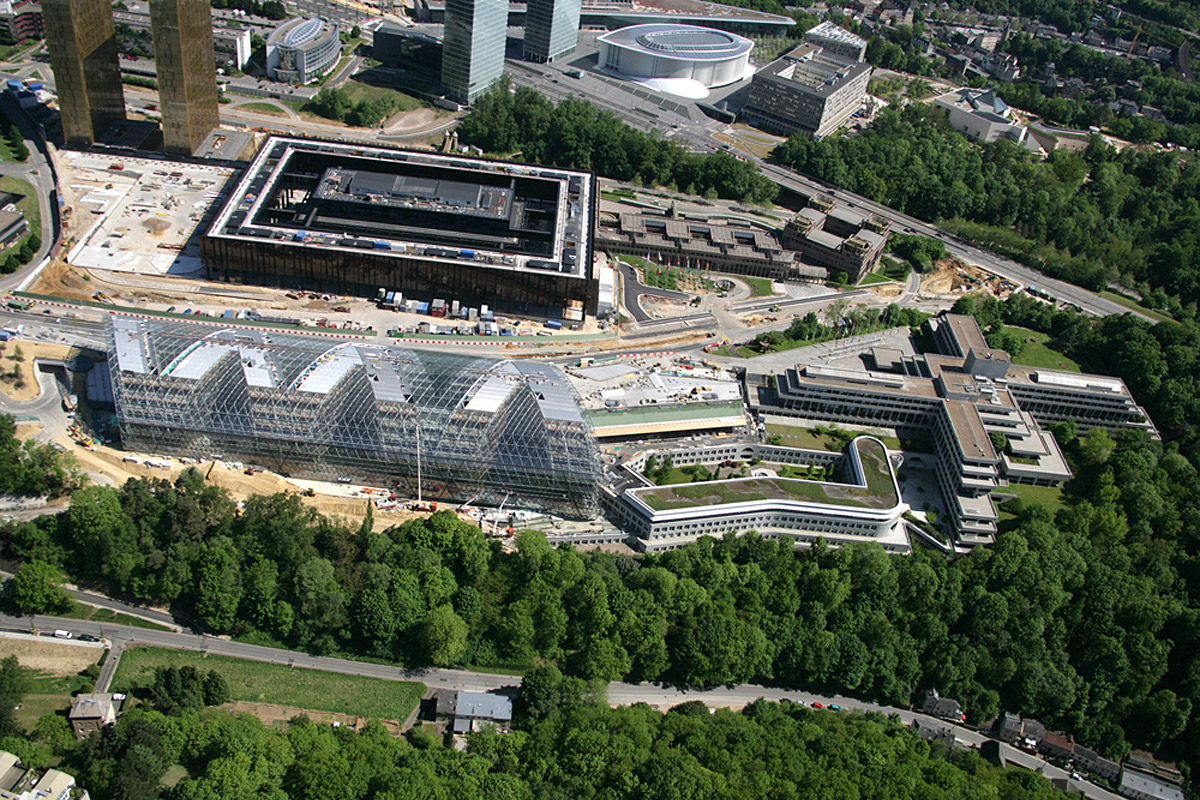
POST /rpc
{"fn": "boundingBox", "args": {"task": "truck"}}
[5,298,32,311]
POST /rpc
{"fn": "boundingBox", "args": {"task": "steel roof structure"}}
[109,318,601,516]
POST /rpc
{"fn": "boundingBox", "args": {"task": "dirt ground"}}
[14,422,42,439]
[59,437,426,532]
[226,701,406,735]
[0,340,99,402]
[870,284,904,300]
[918,257,1012,300]
[0,638,102,675]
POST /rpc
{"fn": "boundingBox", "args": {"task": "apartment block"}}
[778,196,890,283]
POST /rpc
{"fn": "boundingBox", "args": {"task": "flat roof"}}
[631,437,899,511]
[938,314,990,356]
[805,20,867,49]
[758,44,871,98]
[944,399,997,462]
[205,136,594,281]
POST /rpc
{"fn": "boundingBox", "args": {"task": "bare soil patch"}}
[0,638,102,675]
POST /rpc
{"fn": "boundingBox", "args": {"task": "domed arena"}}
[597,23,755,99]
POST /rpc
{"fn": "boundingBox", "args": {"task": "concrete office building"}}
[934,87,1041,153]
[778,195,890,283]
[523,0,580,62]
[803,20,866,61]
[741,43,871,138]
[266,17,341,84]
[751,313,1153,544]
[0,0,44,44]
[373,22,441,74]
[113,3,252,69]
[607,437,912,553]
[150,0,219,156]
[201,136,599,318]
[43,0,126,145]
[441,0,507,104]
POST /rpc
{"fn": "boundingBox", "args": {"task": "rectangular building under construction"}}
[201,136,599,318]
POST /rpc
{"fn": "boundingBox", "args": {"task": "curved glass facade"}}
[109,318,601,517]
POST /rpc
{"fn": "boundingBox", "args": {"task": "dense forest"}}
[2,410,1199,773]
[456,79,778,205]
[14,683,1074,800]
[773,104,1200,314]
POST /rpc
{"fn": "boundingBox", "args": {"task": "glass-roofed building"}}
[108,317,601,517]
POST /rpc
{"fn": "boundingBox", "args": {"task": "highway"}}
[0,610,1123,800]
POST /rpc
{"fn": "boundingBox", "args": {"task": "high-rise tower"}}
[441,0,507,105]
[149,0,219,156]
[43,0,125,145]
[523,0,580,63]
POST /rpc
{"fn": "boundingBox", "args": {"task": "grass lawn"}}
[858,271,896,286]
[735,275,777,297]
[61,604,173,631]
[0,176,40,258]
[344,79,426,114]
[236,101,289,116]
[998,482,1067,517]
[1099,290,1174,323]
[0,136,15,162]
[112,647,426,722]
[766,422,904,452]
[1006,326,1082,372]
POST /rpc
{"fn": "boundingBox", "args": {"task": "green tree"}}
[9,560,73,617]
[420,604,467,666]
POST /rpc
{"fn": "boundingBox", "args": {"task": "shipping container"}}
[373,241,391,250]
[430,299,447,317]
[545,319,563,330]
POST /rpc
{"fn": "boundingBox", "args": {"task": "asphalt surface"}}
[0,571,180,630]
[0,92,57,293]
[613,259,690,323]
[0,610,1124,800]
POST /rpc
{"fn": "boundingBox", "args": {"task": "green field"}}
[112,647,426,722]
[858,271,896,286]
[236,101,289,116]
[1099,290,1174,323]
[343,79,426,114]
[0,176,39,258]
[998,482,1067,517]
[1006,326,1082,372]
[732,275,777,297]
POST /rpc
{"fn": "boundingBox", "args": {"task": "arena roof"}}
[204,136,594,281]
[598,23,753,61]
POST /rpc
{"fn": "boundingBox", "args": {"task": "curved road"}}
[0,610,1123,800]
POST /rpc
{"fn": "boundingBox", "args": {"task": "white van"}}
[53,629,73,639]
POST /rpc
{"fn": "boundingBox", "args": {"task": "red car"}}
[811,702,824,709]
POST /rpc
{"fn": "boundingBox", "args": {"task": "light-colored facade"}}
[1118,769,1185,800]
[803,20,866,61]
[441,0,507,104]
[597,23,753,91]
[266,16,341,84]
[523,0,580,62]
[742,43,871,138]
[43,0,126,145]
[933,87,1041,154]
[610,437,911,553]
[754,314,1155,545]
[113,4,251,69]
[150,0,219,156]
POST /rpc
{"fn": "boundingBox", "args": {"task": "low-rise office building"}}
[609,436,911,553]
[933,87,1042,153]
[1118,769,1185,800]
[266,16,340,84]
[778,197,890,283]
[742,43,872,138]
[803,20,866,61]
[751,314,1154,544]
[0,0,43,44]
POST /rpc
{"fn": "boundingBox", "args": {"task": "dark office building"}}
[201,136,599,318]
[44,0,126,144]
[372,22,442,76]
[149,0,219,155]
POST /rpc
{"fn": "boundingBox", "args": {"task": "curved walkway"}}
[614,259,690,323]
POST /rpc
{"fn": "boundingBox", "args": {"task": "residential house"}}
[1118,769,1185,800]
[68,693,117,739]
[922,689,965,722]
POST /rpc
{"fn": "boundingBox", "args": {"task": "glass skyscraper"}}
[523,0,580,63]
[441,0,507,104]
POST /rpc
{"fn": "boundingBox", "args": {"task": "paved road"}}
[0,571,180,631]
[613,259,690,323]
[0,92,58,293]
[0,611,1124,800]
